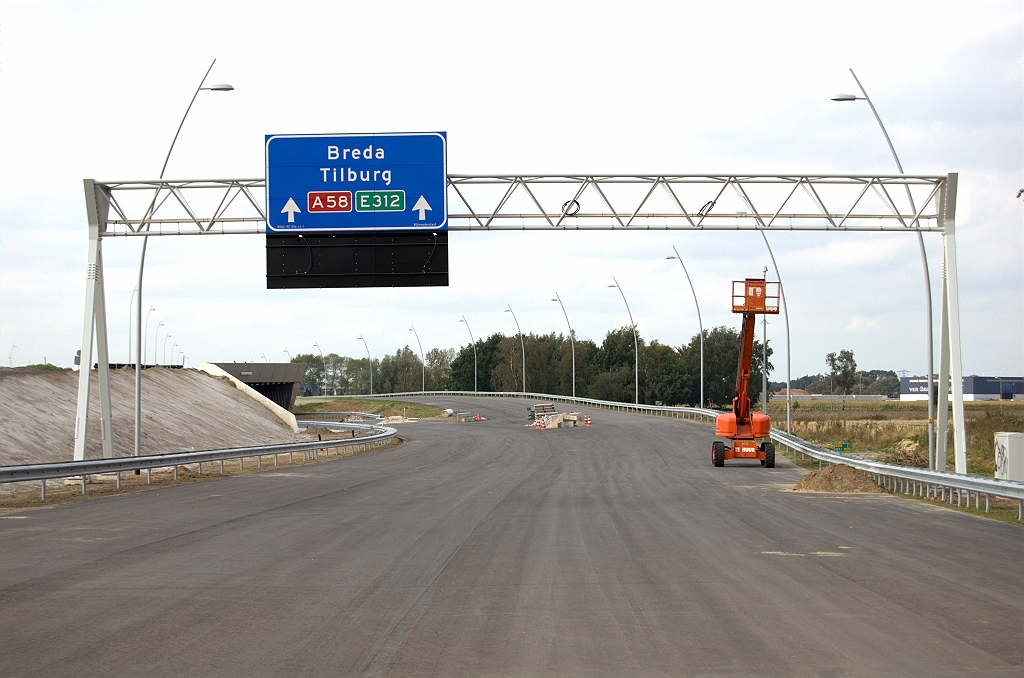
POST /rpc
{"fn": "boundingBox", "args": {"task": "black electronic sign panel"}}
[266,231,448,289]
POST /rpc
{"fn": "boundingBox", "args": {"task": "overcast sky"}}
[1,0,1021,382]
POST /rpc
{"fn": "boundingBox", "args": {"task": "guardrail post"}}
[40,479,46,502]
[81,476,87,495]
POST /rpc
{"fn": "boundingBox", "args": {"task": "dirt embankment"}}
[793,464,885,493]
[0,367,303,467]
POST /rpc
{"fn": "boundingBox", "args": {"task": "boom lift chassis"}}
[713,279,781,467]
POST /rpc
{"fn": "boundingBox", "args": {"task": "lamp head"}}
[207,83,234,92]
[831,93,858,102]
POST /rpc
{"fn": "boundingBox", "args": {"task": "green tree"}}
[425,347,456,390]
[292,352,324,395]
[677,326,771,408]
[378,346,422,393]
[826,349,858,409]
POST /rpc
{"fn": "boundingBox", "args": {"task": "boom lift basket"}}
[732,279,780,314]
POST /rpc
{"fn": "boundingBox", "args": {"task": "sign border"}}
[265,131,448,233]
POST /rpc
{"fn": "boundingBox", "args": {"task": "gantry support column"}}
[73,180,114,461]
[938,173,968,474]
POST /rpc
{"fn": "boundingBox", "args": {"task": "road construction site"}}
[1,392,1020,677]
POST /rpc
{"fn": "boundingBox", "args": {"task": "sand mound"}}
[0,367,299,468]
[793,464,885,493]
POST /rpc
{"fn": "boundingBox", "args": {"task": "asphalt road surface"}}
[2,396,1021,677]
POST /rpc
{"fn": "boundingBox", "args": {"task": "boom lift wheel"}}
[712,441,725,467]
[763,442,775,468]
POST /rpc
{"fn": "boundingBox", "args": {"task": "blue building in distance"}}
[900,375,1024,401]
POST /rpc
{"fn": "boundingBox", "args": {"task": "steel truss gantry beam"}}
[74,173,969,474]
[95,174,947,236]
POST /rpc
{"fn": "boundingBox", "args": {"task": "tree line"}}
[293,325,771,408]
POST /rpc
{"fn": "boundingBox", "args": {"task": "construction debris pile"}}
[528,403,592,430]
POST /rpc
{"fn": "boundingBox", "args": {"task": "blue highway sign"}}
[265,132,447,232]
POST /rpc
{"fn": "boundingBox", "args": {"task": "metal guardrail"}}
[295,412,385,423]
[770,429,1024,518]
[0,419,397,501]
[326,390,720,423]
[330,390,1024,520]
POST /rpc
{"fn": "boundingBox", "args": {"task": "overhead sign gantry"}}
[72,159,970,478]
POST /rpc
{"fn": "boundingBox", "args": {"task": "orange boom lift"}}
[712,278,781,468]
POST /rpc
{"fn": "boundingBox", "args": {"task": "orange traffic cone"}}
[584,414,592,427]
[475,412,481,421]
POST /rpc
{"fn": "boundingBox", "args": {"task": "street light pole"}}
[313,341,326,395]
[833,69,936,470]
[283,348,292,362]
[163,334,172,365]
[153,322,164,366]
[504,306,525,393]
[143,306,156,365]
[409,325,425,391]
[667,246,704,408]
[133,61,233,458]
[7,344,15,368]
[609,277,640,405]
[128,286,137,364]
[358,335,372,396]
[760,233,792,433]
[763,266,769,414]
[551,293,576,398]
[460,316,477,393]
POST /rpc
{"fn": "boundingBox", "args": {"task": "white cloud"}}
[1,0,1021,380]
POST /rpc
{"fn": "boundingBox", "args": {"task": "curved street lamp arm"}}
[553,293,576,398]
[849,69,904,174]
[848,68,934,468]
[160,59,216,179]
[505,305,525,393]
[670,246,705,408]
[460,316,478,392]
[409,325,424,391]
[611,277,640,404]
[760,232,791,433]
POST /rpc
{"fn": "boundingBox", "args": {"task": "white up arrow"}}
[412,195,432,221]
[281,197,301,223]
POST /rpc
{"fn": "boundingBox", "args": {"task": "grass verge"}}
[768,400,1023,476]
[294,398,445,419]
